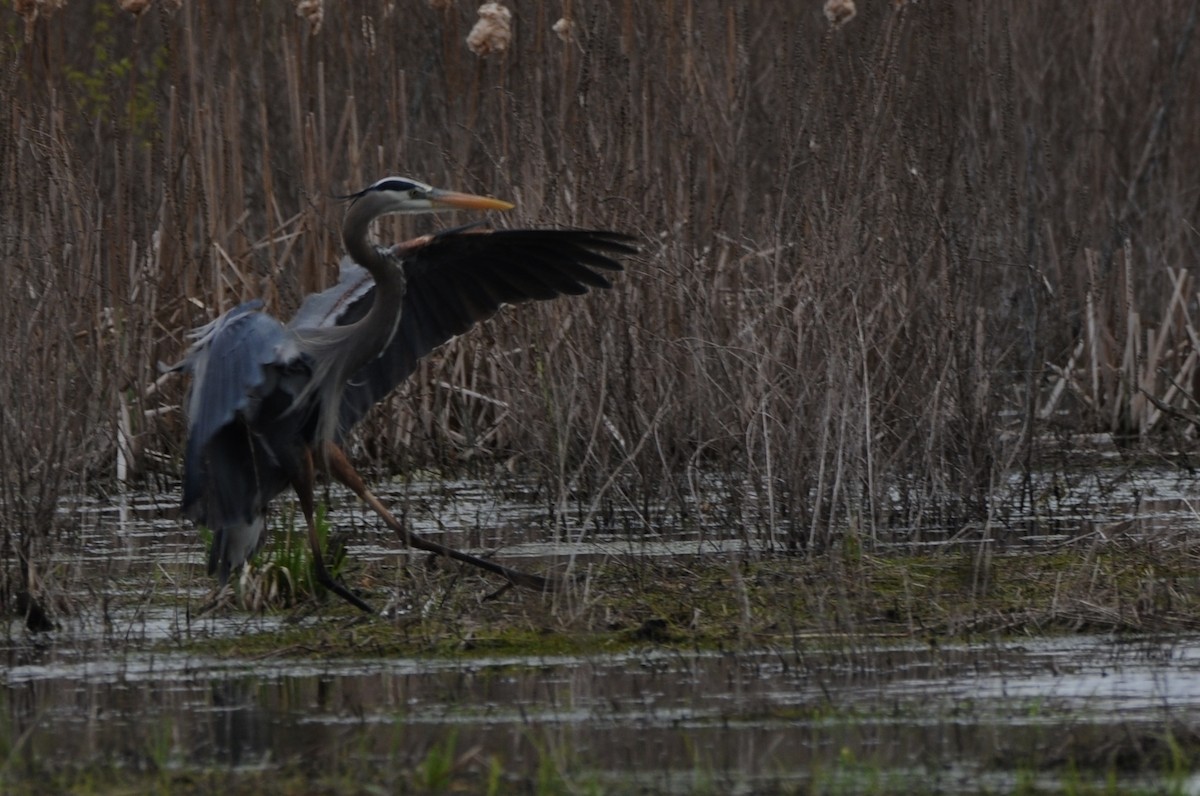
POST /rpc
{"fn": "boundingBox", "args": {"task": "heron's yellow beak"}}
[428,190,514,212]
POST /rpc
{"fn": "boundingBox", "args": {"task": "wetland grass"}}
[164,535,1200,661]
[3,1,1200,613]
[3,4,1200,789]
[214,505,348,613]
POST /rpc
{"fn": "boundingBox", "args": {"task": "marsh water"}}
[7,463,1200,792]
[9,632,1200,793]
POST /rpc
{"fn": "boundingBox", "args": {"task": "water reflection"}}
[3,636,1200,788]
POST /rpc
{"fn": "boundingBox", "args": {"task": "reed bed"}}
[1,1,1199,610]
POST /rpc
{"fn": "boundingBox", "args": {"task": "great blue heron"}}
[178,176,633,612]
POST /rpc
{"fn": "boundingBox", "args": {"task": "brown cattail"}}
[467,2,512,57]
[552,17,573,44]
[824,0,856,28]
[296,0,323,35]
[119,0,150,14]
[14,0,36,43]
[14,0,65,42]
[428,0,453,10]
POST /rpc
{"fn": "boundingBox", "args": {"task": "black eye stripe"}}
[343,176,431,201]
[373,178,417,193]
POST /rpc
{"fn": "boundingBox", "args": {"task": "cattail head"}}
[467,2,512,57]
[119,0,151,14]
[552,17,573,44]
[824,0,856,28]
[296,0,323,35]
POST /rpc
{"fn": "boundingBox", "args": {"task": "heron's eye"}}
[409,189,422,199]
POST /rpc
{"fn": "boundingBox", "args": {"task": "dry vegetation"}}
[1,1,1200,612]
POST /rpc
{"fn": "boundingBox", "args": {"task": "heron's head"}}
[342,176,514,216]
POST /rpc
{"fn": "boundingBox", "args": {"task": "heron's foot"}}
[477,558,573,595]
[481,568,567,599]
[503,568,559,593]
[194,583,237,617]
[314,567,374,614]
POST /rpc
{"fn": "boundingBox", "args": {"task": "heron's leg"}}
[323,442,556,592]
[290,447,374,614]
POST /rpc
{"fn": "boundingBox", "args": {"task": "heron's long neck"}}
[340,206,406,374]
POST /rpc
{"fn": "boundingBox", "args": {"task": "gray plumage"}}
[295,227,634,435]
[178,177,633,595]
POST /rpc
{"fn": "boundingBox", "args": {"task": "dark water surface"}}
[7,465,1200,791]
[5,632,1200,792]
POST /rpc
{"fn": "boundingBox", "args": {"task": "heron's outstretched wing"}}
[292,228,634,435]
[180,301,302,519]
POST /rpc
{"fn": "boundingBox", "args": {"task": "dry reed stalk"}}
[1,1,1199,609]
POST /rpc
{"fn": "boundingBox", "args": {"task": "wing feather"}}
[294,228,634,435]
[180,303,299,516]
